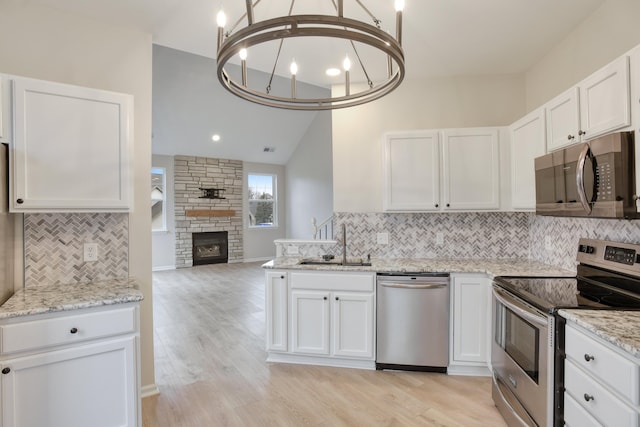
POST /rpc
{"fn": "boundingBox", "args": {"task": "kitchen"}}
[0,0,640,426]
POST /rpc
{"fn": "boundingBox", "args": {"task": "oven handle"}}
[576,143,593,215]
[493,287,549,328]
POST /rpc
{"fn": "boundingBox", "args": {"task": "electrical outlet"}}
[436,232,444,245]
[83,243,98,262]
[376,232,389,245]
[545,236,553,252]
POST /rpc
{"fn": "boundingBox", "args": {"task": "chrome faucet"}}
[341,223,347,265]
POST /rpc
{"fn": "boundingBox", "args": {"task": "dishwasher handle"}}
[379,282,448,289]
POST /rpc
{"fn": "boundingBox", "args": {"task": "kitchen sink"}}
[299,258,372,267]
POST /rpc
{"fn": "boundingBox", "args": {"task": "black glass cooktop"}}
[494,265,640,314]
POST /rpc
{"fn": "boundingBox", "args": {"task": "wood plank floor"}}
[143,262,507,426]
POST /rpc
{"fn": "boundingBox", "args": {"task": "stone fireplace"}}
[174,155,243,268]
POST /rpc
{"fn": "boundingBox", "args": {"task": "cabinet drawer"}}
[565,360,639,427]
[564,392,603,427]
[290,272,374,292]
[1,306,137,354]
[565,324,640,404]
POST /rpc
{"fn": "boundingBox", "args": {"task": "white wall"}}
[525,0,640,111]
[152,154,175,270]
[0,2,155,390]
[286,112,333,239]
[331,74,526,212]
[243,162,286,260]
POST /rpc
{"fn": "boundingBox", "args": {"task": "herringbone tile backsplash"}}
[24,213,128,286]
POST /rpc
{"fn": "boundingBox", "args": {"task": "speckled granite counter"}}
[263,257,575,278]
[559,309,640,359]
[0,278,144,320]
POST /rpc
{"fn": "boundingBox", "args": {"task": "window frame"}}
[248,173,278,229]
[151,167,167,233]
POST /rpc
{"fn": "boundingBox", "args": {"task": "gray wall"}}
[286,111,334,239]
[151,154,175,270]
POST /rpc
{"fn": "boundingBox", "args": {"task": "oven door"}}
[492,285,554,427]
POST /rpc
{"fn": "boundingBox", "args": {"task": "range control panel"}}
[577,238,640,275]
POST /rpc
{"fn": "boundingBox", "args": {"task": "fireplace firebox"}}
[192,231,228,265]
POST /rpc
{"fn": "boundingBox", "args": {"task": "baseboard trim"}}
[141,383,160,398]
[152,265,176,272]
[447,364,491,377]
[266,353,375,370]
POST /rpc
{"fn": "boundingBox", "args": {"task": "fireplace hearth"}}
[192,231,228,265]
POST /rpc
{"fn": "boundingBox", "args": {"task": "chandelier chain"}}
[266,0,296,94]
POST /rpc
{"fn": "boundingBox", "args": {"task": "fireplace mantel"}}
[186,210,236,218]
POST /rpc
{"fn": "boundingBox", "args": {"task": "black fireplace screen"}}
[192,231,228,265]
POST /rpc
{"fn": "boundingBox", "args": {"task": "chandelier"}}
[215,0,406,110]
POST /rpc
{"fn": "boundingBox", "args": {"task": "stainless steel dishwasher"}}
[376,272,450,372]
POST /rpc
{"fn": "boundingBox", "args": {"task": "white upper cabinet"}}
[546,87,581,152]
[442,128,500,210]
[9,76,132,212]
[546,56,631,152]
[510,108,546,210]
[383,131,440,211]
[579,56,631,140]
[383,128,501,212]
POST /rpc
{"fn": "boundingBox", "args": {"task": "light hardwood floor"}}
[143,262,507,426]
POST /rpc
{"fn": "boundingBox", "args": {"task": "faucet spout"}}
[342,223,347,265]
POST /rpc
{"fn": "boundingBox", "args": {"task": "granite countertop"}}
[263,257,575,279]
[559,309,640,359]
[0,278,144,320]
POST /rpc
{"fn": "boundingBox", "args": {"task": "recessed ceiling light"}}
[326,68,341,77]
[211,134,221,142]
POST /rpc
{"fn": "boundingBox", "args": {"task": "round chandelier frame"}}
[216,1,406,110]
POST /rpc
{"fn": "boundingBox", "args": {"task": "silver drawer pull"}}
[584,354,595,362]
[584,393,594,402]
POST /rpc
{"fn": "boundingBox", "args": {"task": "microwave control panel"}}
[594,156,614,201]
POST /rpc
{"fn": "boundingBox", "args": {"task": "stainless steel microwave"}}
[534,131,639,219]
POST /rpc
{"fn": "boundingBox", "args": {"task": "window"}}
[248,173,277,228]
[151,167,166,231]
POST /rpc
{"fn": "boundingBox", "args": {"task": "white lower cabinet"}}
[265,271,288,352]
[265,270,375,368]
[449,273,491,375]
[563,322,640,427]
[0,304,141,427]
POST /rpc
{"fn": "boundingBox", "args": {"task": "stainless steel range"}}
[492,238,640,427]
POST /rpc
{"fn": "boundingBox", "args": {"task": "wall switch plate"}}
[83,243,98,262]
[377,232,389,245]
[436,232,444,245]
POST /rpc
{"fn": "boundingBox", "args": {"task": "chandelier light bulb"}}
[239,48,248,60]
[216,10,227,28]
[343,56,351,71]
[290,60,298,76]
[395,0,405,12]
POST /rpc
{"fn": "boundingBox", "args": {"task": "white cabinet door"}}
[451,274,490,364]
[291,290,330,355]
[546,87,581,152]
[383,131,440,211]
[1,336,137,427]
[0,77,9,144]
[579,56,631,140]
[442,128,500,210]
[10,77,132,212]
[332,292,374,359]
[265,271,288,352]
[510,108,546,210]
